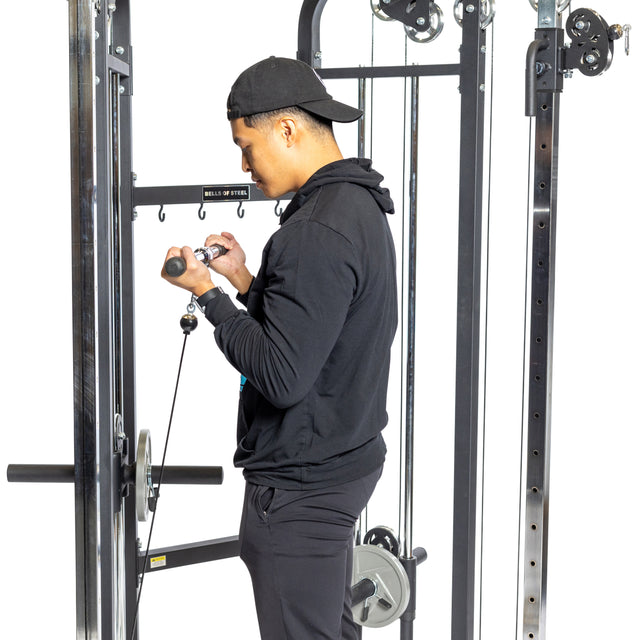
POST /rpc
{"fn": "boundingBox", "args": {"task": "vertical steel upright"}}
[69,1,100,634]
[69,0,136,637]
[451,4,486,640]
[521,2,563,639]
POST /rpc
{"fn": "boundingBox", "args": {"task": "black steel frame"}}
[9,1,489,639]
[300,2,487,638]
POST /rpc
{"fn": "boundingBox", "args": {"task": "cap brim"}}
[298,99,363,123]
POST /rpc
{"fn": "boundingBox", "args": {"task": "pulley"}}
[454,0,496,30]
[404,4,443,43]
[363,525,400,557]
[351,544,411,627]
[370,0,445,44]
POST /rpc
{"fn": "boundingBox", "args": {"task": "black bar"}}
[451,2,486,639]
[7,464,75,483]
[152,466,223,485]
[138,536,241,574]
[107,54,130,77]
[297,0,329,66]
[133,184,293,207]
[317,64,460,80]
[351,578,376,607]
[400,556,418,639]
[7,464,224,485]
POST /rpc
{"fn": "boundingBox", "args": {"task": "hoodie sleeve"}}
[204,220,358,409]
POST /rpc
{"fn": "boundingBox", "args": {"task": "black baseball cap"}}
[227,56,363,123]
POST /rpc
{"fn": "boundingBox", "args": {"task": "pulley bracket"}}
[563,9,618,77]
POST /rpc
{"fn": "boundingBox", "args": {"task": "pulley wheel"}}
[371,0,394,21]
[404,3,443,43]
[351,545,410,627]
[135,430,153,522]
[454,0,496,30]
[363,525,400,557]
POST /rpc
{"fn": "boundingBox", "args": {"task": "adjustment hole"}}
[529,634,535,639]
[532,486,539,493]
[535,375,542,382]
[536,337,543,344]
[530,560,537,567]
[538,221,546,228]
[531,523,538,531]
[537,259,544,267]
[541,104,548,111]
[533,449,540,456]
[536,298,544,305]
[539,182,546,190]
[529,596,536,603]
[540,143,547,150]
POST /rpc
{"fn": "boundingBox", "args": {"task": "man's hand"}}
[204,232,253,295]
[161,246,215,297]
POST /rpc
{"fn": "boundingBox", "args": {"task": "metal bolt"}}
[541,16,551,25]
[465,4,475,13]
[480,45,487,54]
[119,84,125,94]
[585,53,596,64]
[479,84,485,92]
[95,75,100,85]
[575,20,585,30]
[95,30,100,40]
[314,51,322,59]
[132,209,138,220]
[115,45,125,55]
[108,3,116,12]
[382,0,391,4]
[416,16,426,26]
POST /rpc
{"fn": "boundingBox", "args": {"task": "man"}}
[162,56,397,639]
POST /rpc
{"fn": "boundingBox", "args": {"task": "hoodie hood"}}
[279,158,395,225]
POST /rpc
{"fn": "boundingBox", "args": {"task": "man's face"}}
[230,118,291,200]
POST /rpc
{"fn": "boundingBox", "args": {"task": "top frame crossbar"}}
[317,63,460,80]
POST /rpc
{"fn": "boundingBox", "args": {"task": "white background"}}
[1,1,638,638]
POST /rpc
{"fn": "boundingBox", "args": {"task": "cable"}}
[397,32,409,555]
[128,330,191,640]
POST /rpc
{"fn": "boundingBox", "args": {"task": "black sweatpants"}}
[239,467,382,640]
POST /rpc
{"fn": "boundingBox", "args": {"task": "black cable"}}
[129,331,190,640]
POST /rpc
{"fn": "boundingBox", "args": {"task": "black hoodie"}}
[204,158,397,489]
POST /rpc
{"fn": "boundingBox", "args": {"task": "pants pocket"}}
[256,485,276,519]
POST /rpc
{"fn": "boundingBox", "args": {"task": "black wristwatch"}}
[193,287,225,313]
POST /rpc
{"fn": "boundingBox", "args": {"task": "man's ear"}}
[278,117,298,148]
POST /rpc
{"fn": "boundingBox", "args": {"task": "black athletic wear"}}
[203,158,397,489]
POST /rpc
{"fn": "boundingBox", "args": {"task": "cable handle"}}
[164,244,227,277]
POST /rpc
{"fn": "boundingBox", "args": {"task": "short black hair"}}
[244,106,334,138]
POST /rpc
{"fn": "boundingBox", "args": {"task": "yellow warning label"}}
[150,555,167,569]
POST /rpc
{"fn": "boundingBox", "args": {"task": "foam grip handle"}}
[164,256,187,277]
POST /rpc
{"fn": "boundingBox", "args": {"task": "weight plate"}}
[351,545,410,628]
[363,525,400,556]
[135,430,153,522]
